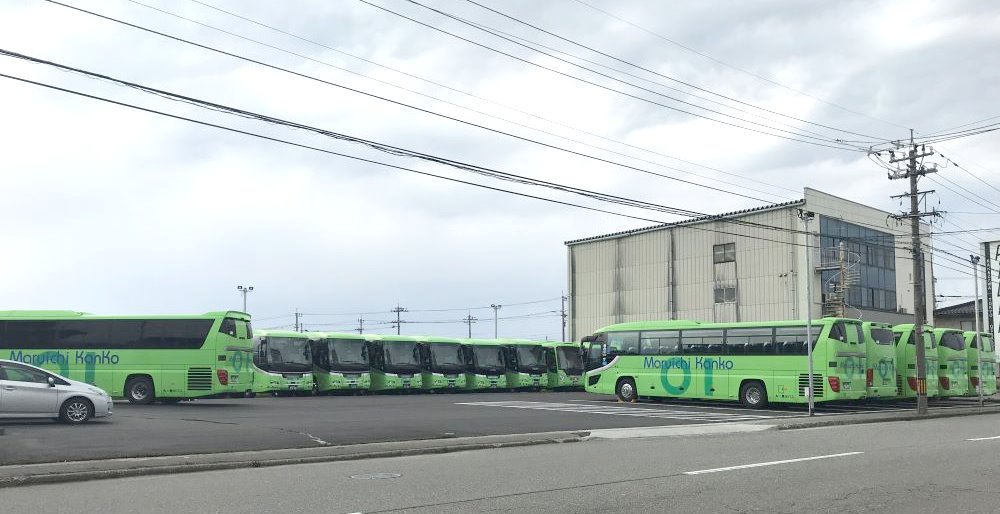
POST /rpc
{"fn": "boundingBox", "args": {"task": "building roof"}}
[564,198,805,246]
[935,300,982,318]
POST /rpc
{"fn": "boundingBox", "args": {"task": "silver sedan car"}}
[0,359,113,424]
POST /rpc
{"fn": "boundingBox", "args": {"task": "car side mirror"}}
[48,376,56,387]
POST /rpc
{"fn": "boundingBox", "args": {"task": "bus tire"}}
[615,377,637,402]
[59,397,94,424]
[739,381,768,409]
[124,376,155,405]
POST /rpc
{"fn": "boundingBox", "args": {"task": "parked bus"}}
[581,317,868,408]
[932,328,970,397]
[862,321,898,399]
[891,324,939,398]
[963,331,997,396]
[0,310,255,403]
[368,335,423,392]
[418,337,467,391]
[463,339,508,391]
[503,339,547,390]
[310,332,370,393]
[251,329,314,395]
[543,341,584,390]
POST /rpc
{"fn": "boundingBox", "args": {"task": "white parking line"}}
[683,452,864,475]
[568,399,798,416]
[967,435,1000,441]
[456,401,794,423]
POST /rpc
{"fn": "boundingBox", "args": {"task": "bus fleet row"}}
[251,330,584,395]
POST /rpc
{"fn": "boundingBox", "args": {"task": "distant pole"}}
[560,294,568,342]
[798,209,816,417]
[972,254,985,407]
[490,304,502,339]
[357,318,365,335]
[294,309,301,332]
[463,313,477,338]
[237,285,254,312]
[391,304,408,335]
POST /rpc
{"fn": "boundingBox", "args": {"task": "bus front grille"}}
[187,367,213,390]
[798,374,824,398]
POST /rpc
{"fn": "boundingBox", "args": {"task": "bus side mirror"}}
[581,335,596,343]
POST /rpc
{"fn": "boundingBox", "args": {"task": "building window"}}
[713,243,736,263]
[820,217,897,312]
[714,286,736,303]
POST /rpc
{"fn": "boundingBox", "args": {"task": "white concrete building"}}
[565,188,934,341]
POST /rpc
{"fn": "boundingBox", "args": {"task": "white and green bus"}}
[502,339,547,390]
[463,339,508,391]
[251,330,314,395]
[932,328,970,397]
[581,317,868,408]
[862,321,898,399]
[963,331,997,397]
[310,332,371,393]
[368,335,423,392]
[543,341,584,390]
[418,337,468,391]
[892,324,939,398]
[0,310,255,403]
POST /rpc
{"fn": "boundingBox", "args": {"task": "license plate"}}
[490,384,497,389]
[348,383,357,388]
[843,383,851,390]
[403,383,411,389]
[289,385,298,390]
[448,383,455,387]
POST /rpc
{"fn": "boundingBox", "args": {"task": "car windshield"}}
[473,346,504,370]
[515,345,544,369]
[385,342,419,367]
[870,328,894,345]
[265,338,311,369]
[330,339,367,366]
[556,347,583,372]
[429,343,464,370]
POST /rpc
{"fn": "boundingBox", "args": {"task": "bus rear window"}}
[219,318,237,337]
[939,332,965,351]
[870,328,894,345]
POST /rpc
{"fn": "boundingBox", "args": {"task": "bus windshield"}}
[871,328,894,345]
[262,338,311,372]
[329,339,368,371]
[515,345,545,372]
[556,347,583,373]
[428,343,464,372]
[384,342,420,370]
[472,346,504,373]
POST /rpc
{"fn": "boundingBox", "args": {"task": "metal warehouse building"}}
[565,188,935,341]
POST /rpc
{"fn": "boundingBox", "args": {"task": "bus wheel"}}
[616,378,637,402]
[739,381,768,409]
[125,376,155,405]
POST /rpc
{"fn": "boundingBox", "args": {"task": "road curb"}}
[0,432,585,488]
[775,405,1000,430]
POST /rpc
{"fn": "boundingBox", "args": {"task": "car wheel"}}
[125,376,155,405]
[60,397,94,424]
[616,377,637,402]
[740,381,768,409]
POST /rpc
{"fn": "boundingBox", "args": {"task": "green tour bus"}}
[0,310,255,403]
[542,341,584,390]
[251,329,314,395]
[891,324,939,398]
[309,332,371,393]
[581,317,868,408]
[368,335,424,392]
[418,336,468,391]
[463,339,509,391]
[502,339,548,390]
[932,328,970,397]
[963,331,997,396]
[862,321,898,399]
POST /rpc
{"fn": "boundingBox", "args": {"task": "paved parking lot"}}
[0,391,994,465]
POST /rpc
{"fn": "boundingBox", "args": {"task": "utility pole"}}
[837,242,846,318]
[490,304,502,339]
[294,309,301,333]
[887,130,938,415]
[356,318,365,335]
[463,313,477,338]
[798,209,816,417]
[560,294,568,342]
[236,285,253,312]
[391,304,407,335]
[972,254,985,407]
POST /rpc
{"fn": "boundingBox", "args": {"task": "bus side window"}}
[219,318,237,338]
[608,332,639,355]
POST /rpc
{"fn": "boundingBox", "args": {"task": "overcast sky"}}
[1,0,998,339]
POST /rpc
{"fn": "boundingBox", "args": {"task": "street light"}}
[237,285,254,312]
[490,304,502,339]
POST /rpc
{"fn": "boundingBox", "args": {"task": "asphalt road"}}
[6,411,1000,513]
[0,391,992,465]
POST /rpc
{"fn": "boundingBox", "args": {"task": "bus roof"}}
[255,329,310,339]
[307,332,371,341]
[594,317,852,333]
[373,334,424,343]
[0,310,250,320]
